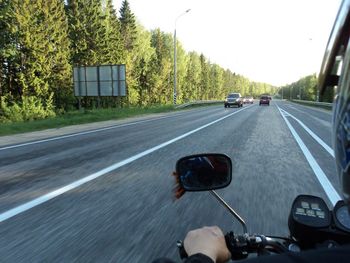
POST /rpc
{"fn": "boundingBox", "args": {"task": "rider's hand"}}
[184,226,231,263]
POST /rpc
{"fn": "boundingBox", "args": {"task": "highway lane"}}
[0,101,342,262]
[277,102,332,145]
[0,105,240,212]
[275,101,340,194]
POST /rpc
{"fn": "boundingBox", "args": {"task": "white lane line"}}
[0,107,227,151]
[281,111,291,117]
[291,102,333,116]
[280,108,334,158]
[0,112,194,151]
[277,106,341,206]
[0,105,254,222]
[286,105,332,128]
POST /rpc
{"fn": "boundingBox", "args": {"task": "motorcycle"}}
[173,153,350,260]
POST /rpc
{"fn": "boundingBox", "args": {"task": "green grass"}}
[0,105,177,136]
[176,101,223,109]
[0,102,226,137]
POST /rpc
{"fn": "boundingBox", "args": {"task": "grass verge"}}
[0,105,177,136]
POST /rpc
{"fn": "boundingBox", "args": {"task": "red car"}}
[259,95,270,106]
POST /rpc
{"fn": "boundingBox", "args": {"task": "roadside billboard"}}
[73,65,126,97]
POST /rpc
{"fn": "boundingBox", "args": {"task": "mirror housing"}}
[176,153,232,191]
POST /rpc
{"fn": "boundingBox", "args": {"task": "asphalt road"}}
[0,100,341,262]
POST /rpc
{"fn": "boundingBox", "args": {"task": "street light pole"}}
[173,9,191,105]
[173,28,177,105]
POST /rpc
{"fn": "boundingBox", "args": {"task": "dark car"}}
[259,95,270,106]
[224,93,243,108]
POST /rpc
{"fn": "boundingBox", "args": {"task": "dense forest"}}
[277,73,334,103]
[278,74,318,101]
[1,0,279,123]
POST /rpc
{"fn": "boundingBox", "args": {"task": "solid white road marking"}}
[0,105,254,222]
[280,108,334,157]
[0,107,228,151]
[0,114,186,151]
[289,102,333,116]
[286,105,332,128]
[277,106,341,206]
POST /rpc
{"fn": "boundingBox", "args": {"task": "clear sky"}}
[113,0,342,86]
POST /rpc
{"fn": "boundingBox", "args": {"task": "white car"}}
[243,97,254,104]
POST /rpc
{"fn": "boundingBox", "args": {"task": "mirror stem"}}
[210,190,248,234]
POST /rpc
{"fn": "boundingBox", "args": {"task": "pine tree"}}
[43,0,72,109]
[67,0,107,65]
[66,0,86,64]
[9,0,71,107]
[119,0,137,51]
[104,0,124,64]
[0,0,14,97]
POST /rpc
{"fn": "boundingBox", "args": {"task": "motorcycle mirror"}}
[176,154,232,191]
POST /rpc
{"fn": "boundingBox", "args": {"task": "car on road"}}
[259,95,270,106]
[243,96,254,104]
[224,93,243,108]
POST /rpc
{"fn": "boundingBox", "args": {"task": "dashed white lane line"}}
[0,105,254,223]
[277,105,341,206]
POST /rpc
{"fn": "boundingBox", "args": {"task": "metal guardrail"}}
[175,100,223,109]
[176,99,333,110]
[291,99,333,109]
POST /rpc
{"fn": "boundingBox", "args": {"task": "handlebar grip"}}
[225,232,249,260]
[177,240,188,259]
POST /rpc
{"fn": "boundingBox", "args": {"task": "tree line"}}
[0,0,275,122]
[277,74,333,102]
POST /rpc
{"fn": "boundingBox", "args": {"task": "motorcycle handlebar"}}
[177,232,290,260]
[176,240,188,259]
[225,232,289,260]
